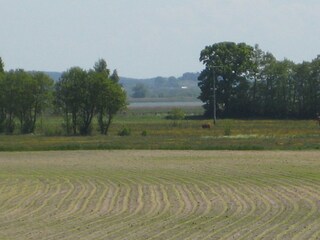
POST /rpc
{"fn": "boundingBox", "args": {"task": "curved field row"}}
[0,150,319,239]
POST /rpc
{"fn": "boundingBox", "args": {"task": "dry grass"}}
[0,150,320,239]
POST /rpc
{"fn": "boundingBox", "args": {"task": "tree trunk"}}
[103,114,113,135]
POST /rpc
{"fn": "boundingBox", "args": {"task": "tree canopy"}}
[198,42,320,118]
[0,69,53,134]
[55,59,126,135]
[0,57,126,135]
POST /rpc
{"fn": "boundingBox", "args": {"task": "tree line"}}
[198,42,320,119]
[0,58,126,135]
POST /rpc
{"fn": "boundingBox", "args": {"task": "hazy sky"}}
[1,0,319,78]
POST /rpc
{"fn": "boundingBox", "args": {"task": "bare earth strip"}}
[0,150,319,240]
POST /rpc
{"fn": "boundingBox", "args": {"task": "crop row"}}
[0,151,319,239]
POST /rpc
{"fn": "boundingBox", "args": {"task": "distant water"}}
[129,101,202,108]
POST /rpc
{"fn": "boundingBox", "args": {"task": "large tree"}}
[18,71,53,133]
[198,42,320,119]
[294,56,320,118]
[92,60,126,135]
[55,59,126,135]
[55,67,89,135]
[198,42,256,117]
[97,78,126,135]
[0,70,53,134]
[92,62,126,135]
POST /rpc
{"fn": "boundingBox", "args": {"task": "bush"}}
[141,130,147,136]
[167,108,186,127]
[167,108,185,120]
[118,127,131,136]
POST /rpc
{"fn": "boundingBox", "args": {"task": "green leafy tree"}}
[31,72,54,116]
[93,60,126,135]
[251,51,277,117]
[55,67,88,135]
[274,60,295,117]
[18,72,53,133]
[0,70,53,134]
[292,57,320,118]
[198,42,256,117]
[257,58,294,117]
[0,70,19,133]
[94,58,110,76]
[55,59,126,135]
[97,79,127,135]
[198,42,320,119]
[249,44,266,115]
[110,69,120,83]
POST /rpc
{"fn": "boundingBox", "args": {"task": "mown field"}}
[0,105,319,151]
[0,150,319,239]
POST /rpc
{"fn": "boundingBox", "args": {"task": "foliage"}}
[93,58,110,76]
[198,42,320,118]
[166,108,186,127]
[110,69,120,83]
[0,69,53,134]
[118,127,131,136]
[167,108,185,120]
[141,130,147,136]
[55,67,88,135]
[198,42,256,117]
[55,59,126,135]
[97,74,127,135]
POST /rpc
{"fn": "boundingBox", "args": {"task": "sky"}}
[1,0,319,78]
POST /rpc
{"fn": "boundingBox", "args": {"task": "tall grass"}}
[0,107,319,151]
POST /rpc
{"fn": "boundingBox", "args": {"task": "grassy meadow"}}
[0,150,319,239]
[0,106,319,151]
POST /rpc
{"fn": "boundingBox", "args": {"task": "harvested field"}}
[0,150,319,239]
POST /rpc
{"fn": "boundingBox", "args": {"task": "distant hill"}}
[119,72,200,99]
[44,72,62,81]
[43,71,201,100]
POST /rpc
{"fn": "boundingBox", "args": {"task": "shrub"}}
[141,130,147,136]
[118,127,131,136]
[167,108,185,120]
[167,108,186,127]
